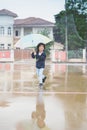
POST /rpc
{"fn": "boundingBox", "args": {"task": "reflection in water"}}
[0,93,10,107]
[0,62,87,92]
[57,94,87,130]
[0,61,87,130]
[36,90,50,130]
[16,112,40,130]
[0,101,9,107]
[0,92,65,130]
[16,90,50,130]
[51,63,87,92]
[1,90,87,130]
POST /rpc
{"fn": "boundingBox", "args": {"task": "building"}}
[14,17,54,45]
[0,9,54,50]
[0,9,17,49]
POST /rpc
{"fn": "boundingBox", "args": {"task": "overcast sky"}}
[0,0,65,22]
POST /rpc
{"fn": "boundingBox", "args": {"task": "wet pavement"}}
[0,60,87,130]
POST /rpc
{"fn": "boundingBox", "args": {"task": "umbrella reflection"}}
[16,90,50,130]
[36,90,50,130]
[0,101,9,107]
[0,93,10,107]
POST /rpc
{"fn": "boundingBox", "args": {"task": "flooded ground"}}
[0,60,87,93]
[0,60,87,130]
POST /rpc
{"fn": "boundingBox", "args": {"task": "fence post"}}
[83,49,86,62]
[11,49,14,62]
[51,49,55,62]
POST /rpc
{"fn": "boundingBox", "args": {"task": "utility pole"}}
[65,0,68,62]
[86,17,87,62]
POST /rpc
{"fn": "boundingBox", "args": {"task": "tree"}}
[54,11,66,44]
[54,0,87,50]
[66,0,87,40]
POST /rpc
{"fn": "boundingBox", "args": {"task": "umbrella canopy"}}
[14,34,52,49]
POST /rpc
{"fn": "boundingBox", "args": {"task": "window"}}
[0,44,4,49]
[0,26,4,35]
[15,30,19,37]
[8,44,11,50]
[8,27,11,35]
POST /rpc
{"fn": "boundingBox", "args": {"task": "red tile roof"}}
[0,9,18,17]
[14,17,54,27]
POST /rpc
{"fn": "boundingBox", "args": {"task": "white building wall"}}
[14,26,54,41]
[21,27,24,37]
[0,37,13,48]
[0,16,14,49]
[0,16,14,25]
[14,27,32,38]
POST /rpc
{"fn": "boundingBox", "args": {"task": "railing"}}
[68,49,83,59]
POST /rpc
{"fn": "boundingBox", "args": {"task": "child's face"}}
[39,45,44,52]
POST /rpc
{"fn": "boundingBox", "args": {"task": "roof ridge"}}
[0,9,18,17]
[14,17,54,25]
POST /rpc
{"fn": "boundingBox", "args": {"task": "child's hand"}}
[33,49,36,55]
[33,51,36,55]
[31,49,36,55]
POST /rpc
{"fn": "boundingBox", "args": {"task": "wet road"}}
[0,60,87,130]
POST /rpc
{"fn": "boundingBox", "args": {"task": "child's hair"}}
[36,43,45,53]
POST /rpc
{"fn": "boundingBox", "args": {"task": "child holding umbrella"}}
[31,43,47,88]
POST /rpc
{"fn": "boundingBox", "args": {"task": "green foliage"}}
[68,49,83,59]
[45,41,54,56]
[54,0,87,50]
[66,0,87,40]
[37,28,50,37]
[66,0,87,15]
[54,11,66,44]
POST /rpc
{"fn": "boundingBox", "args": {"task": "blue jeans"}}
[36,68,45,84]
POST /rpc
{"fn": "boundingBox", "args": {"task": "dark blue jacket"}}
[31,51,46,69]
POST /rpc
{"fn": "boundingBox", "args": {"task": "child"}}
[31,43,47,87]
